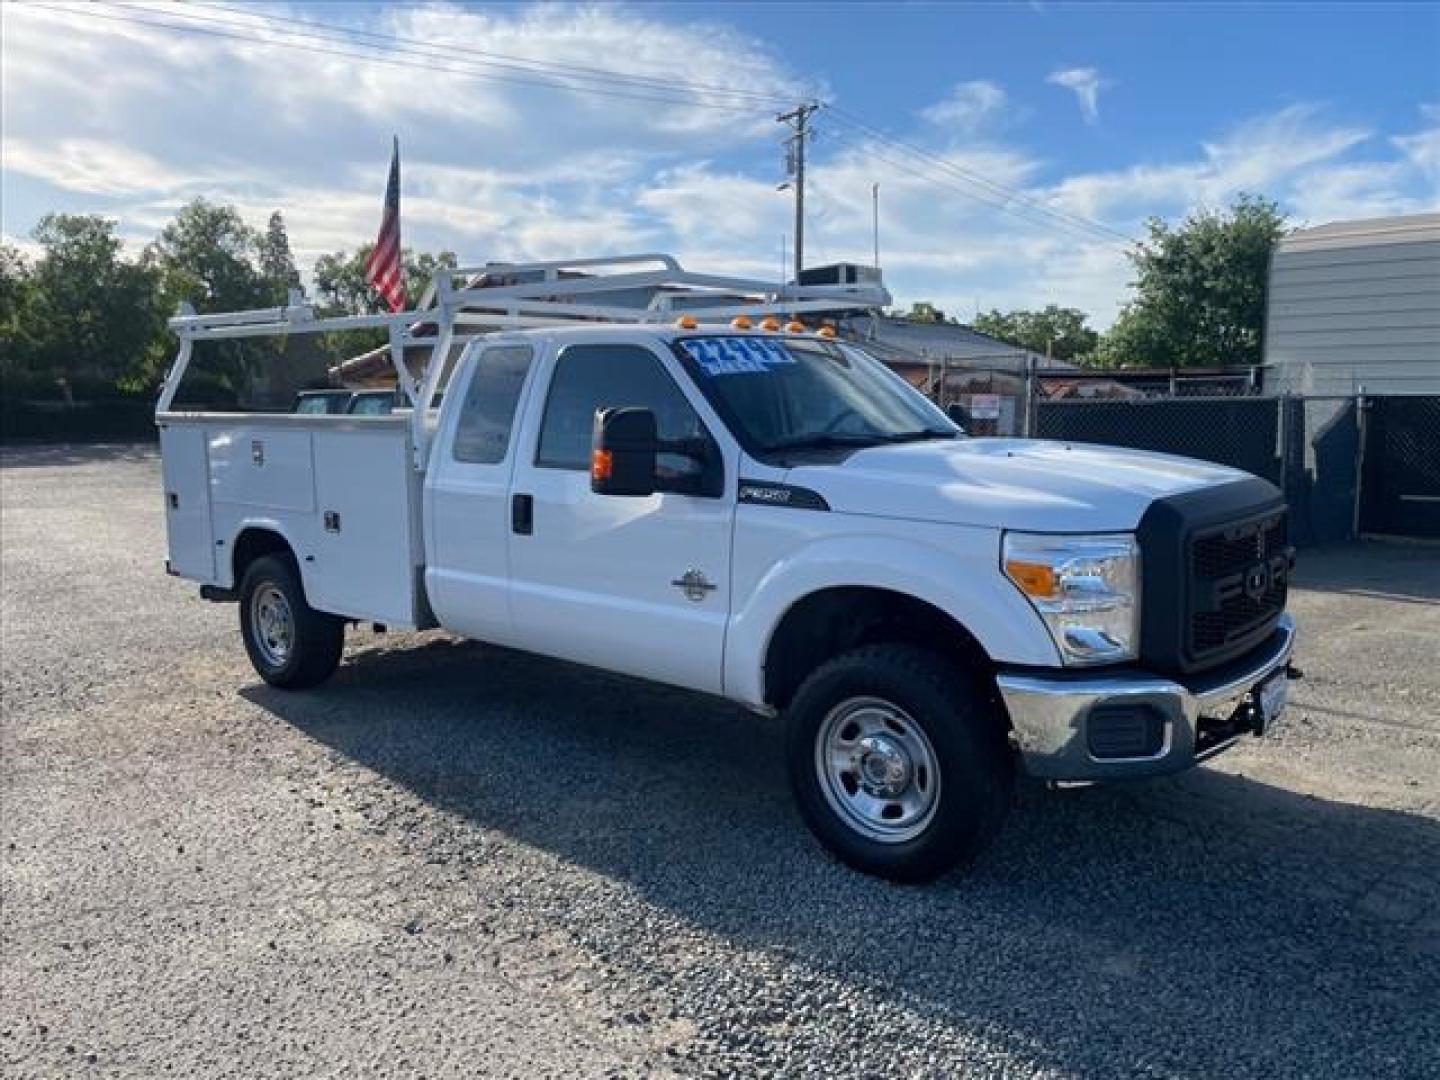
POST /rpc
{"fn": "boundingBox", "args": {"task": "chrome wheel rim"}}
[814,696,942,844]
[250,583,294,668]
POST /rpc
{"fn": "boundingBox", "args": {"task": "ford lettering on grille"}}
[1189,512,1292,660]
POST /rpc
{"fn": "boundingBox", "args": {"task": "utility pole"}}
[777,101,820,283]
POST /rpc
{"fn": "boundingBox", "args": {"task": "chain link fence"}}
[910,363,1267,439]
[901,352,1437,544]
[1033,397,1283,483]
[1359,396,1440,539]
[1023,393,1437,545]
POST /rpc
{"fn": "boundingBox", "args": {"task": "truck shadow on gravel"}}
[244,634,1440,1078]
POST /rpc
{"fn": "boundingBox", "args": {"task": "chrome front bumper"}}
[995,612,1297,781]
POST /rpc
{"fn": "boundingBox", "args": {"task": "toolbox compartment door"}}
[307,424,420,627]
[158,422,216,581]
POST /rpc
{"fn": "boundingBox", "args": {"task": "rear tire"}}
[784,644,1012,882]
[239,554,344,689]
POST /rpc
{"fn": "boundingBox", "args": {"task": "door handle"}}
[511,492,534,535]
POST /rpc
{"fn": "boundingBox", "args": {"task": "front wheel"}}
[238,554,344,689]
[784,645,1013,882]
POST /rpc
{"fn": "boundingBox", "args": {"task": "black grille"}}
[1188,513,1290,659]
[1136,478,1290,676]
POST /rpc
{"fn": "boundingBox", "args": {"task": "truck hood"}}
[785,438,1253,533]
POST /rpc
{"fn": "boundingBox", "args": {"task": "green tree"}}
[904,300,947,324]
[146,199,289,401]
[973,305,1098,361]
[258,210,300,301]
[19,215,165,398]
[312,244,458,316]
[1095,195,1288,368]
[311,245,458,365]
[0,243,36,378]
[147,198,268,314]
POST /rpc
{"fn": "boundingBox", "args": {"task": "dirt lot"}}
[3,444,1438,1079]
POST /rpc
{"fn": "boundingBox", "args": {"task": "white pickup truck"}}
[157,255,1297,881]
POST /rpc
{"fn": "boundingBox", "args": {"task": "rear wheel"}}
[784,644,1012,882]
[239,554,344,689]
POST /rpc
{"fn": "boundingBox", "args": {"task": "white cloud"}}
[1392,103,1440,181]
[0,1,810,270]
[1,4,1433,332]
[2,138,211,198]
[1047,67,1107,124]
[1046,105,1373,224]
[1286,161,1426,224]
[1,233,45,264]
[920,81,1010,134]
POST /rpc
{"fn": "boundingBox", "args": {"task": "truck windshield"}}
[676,336,957,455]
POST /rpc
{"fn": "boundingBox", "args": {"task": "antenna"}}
[872,182,880,269]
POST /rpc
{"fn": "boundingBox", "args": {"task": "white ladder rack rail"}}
[157,252,890,466]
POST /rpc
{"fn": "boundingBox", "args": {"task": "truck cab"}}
[157,256,1296,881]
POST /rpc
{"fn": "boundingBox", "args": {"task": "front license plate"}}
[1254,672,1288,734]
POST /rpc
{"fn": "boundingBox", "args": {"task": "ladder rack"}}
[157,252,890,466]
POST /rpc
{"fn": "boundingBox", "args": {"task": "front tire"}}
[239,554,344,689]
[784,645,1012,882]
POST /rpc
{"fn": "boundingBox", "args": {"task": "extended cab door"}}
[424,342,536,645]
[507,341,734,694]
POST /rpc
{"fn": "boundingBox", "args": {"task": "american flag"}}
[364,137,406,312]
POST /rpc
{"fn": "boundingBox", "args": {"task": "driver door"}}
[507,342,734,694]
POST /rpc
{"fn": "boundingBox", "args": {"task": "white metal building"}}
[1265,212,1440,395]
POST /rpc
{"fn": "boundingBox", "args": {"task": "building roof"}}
[845,315,1076,371]
[1277,212,1440,254]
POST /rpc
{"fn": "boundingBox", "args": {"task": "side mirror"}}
[591,407,658,497]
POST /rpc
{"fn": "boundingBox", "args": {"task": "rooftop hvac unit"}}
[797,263,883,287]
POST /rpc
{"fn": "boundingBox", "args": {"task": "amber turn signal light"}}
[591,448,613,483]
[1004,559,1057,598]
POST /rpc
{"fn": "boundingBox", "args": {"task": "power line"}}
[32,2,1132,249]
[818,122,1129,249]
[190,1,802,109]
[826,106,1133,245]
[29,2,773,116]
[829,107,1131,243]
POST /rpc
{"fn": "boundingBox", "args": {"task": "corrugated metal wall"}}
[1265,213,1440,396]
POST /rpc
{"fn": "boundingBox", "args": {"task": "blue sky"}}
[3,2,1437,326]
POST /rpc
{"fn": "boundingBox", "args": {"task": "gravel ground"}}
[3,443,1438,1079]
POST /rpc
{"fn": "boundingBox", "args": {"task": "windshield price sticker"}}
[682,337,796,376]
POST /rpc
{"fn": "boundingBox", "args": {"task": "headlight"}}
[1002,532,1140,666]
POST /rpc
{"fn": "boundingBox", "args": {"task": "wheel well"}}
[763,587,994,711]
[231,528,294,585]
